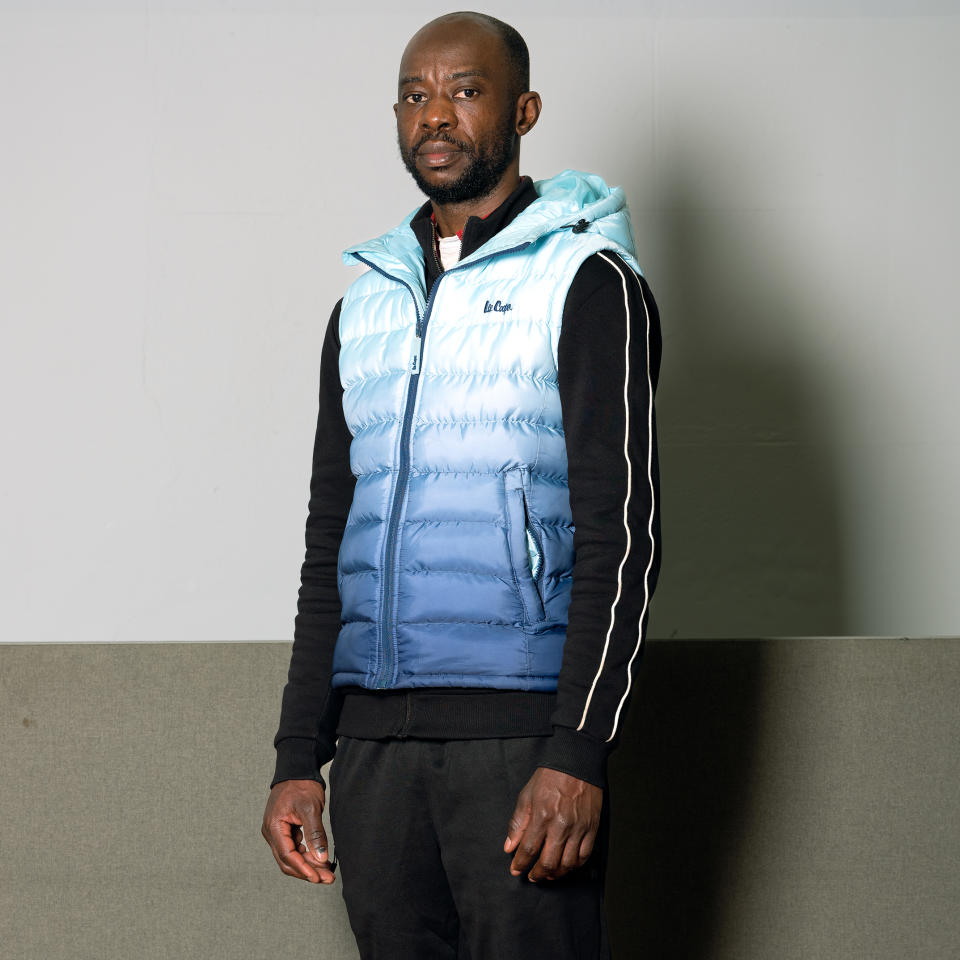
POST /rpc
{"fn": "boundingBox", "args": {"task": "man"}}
[262,11,661,959]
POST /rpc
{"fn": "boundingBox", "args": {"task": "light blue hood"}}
[342,169,642,291]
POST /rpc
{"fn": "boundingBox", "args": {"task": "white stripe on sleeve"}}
[575,252,656,742]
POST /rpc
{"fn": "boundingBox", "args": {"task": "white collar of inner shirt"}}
[437,233,462,272]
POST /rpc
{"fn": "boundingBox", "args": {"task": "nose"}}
[420,94,457,133]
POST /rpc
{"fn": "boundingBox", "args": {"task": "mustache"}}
[412,134,470,154]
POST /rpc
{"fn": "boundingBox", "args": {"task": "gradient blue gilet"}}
[332,170,642,690]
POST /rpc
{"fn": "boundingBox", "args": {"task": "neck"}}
[430,166,522,238]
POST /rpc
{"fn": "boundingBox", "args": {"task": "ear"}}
[515,91,542,137]
[393,102,399,118]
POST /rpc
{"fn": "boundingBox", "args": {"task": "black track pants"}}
[328,735,612,960]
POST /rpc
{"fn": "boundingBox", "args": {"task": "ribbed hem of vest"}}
[537,725,610,789]
[336,688,557,741]
[271,736,328,791]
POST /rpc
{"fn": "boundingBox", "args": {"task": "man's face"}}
[395,24,519,205]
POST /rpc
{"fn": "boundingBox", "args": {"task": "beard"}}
[399,116,517,205]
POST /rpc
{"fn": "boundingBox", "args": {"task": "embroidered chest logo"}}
[483,299,513,314]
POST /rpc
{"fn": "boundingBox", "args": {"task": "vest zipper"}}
[432,232,443,278]
[351,241,532,688]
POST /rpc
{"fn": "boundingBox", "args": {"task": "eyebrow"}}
[398,70,487,86]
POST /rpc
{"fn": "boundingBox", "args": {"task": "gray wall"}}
[2,640,958,959]
[2,2,959,644]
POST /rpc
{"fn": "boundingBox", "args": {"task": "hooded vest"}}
[332,170,642,691]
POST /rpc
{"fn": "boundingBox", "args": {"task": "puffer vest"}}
[332,170,641,691]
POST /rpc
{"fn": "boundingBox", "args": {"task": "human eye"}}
[455,87,478,99]
[404,91,426,104]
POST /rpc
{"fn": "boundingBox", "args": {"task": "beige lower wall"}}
[2,640,957,959]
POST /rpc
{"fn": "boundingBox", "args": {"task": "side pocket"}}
[504,468,546,624]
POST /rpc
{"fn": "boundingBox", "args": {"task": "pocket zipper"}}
[520,489,544,593]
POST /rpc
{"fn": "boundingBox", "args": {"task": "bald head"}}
[401,12,529,102]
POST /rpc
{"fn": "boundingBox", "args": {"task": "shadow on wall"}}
[642,152,847,641]
[604,145,848,957]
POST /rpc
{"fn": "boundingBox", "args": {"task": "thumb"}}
[504,790,531,853]
[300,809,330,866]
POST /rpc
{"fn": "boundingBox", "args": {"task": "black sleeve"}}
[538,253,662,788]
[271,299,356,789]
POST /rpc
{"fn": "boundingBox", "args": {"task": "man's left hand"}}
[503,766,603,882]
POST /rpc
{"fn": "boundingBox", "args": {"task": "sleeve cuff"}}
[537,725,609,789]
[270,736,334,790]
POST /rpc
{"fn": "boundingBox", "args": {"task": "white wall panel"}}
[1,3,957,640]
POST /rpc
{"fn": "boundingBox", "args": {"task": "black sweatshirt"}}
[273,177,662,790]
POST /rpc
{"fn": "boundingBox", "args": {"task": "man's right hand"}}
[261,779,336,884]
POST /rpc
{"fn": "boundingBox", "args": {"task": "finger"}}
[578,825,598,864]
[526,834,566,882]
[267,823,319,882]
[504,791,532,853]
[509,811,547,876]
[272,835,336,884]
[267,841,302,879]
[555,832,589,877]
[526,813,575,881]
[267,817,321,883]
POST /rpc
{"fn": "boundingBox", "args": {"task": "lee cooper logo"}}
[483,300,513,313]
